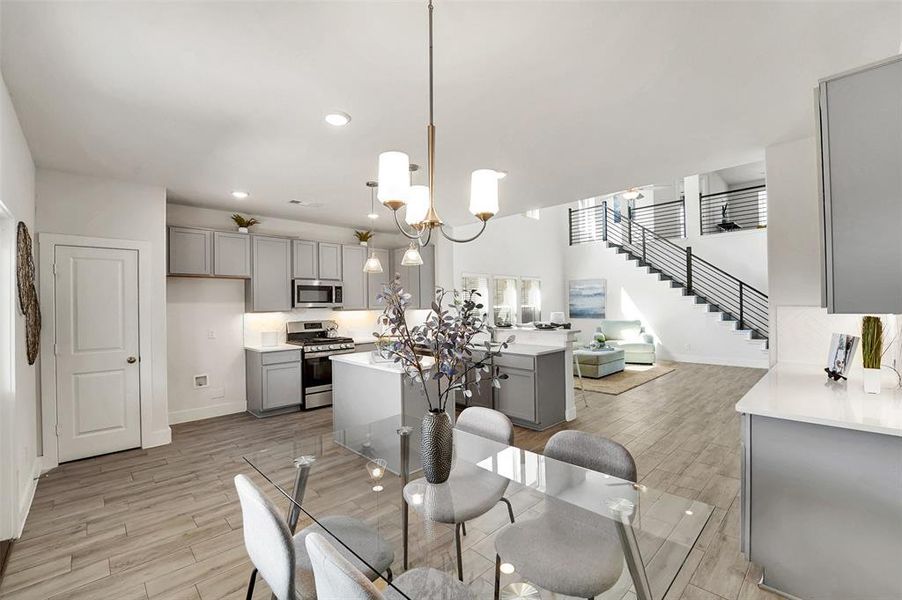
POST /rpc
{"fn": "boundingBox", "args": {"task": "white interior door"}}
[55,245,141,462]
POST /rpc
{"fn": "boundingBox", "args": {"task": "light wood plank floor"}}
[0,361,780,600]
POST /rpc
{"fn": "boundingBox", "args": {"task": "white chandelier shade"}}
[401,242,424,266]
[469,169,499,220]
[377,151,410,208]
[405,185,430,225]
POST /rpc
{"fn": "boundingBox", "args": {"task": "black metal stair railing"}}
[628,199,686,239]
[568,202,769,339]
[700,184,767,235]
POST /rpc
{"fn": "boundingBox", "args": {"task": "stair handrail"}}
[568,201,768,338]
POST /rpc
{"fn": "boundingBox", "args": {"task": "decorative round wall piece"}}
[16,222,41,365]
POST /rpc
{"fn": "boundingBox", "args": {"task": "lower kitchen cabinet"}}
[246,349,302,417]
[458,349,566,430]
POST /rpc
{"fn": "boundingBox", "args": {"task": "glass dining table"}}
[243,414,713,600]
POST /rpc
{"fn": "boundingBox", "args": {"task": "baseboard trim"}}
[168,401,247,425]
[0,538,12,584]
[15,460,39,538]
[660,352,769,369]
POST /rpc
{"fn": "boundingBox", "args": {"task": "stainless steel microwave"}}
[293,280,343,308]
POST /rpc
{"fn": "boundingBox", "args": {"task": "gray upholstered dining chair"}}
[234,474,395,600]
[305,532,475,600]
[492,431,637,600]
[402,407,515,582]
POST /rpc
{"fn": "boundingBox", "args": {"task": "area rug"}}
[576,363,676,395]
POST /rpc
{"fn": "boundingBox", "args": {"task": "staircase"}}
[569,203,769,349]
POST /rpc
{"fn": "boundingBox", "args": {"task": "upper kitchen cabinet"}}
[213,231,251,278]
[292,240,342,281]
[391,244,436,309]
[367,248,390,309]
[168,227,212,276]
[340,244,368,310]
[819,55,902,313]
[318,242,342,280]
[246,235,292,312]
[292,240,317,279]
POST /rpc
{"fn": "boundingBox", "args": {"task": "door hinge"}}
[55,424,61,437]
[52,261,58,276]
[53,342,58,355]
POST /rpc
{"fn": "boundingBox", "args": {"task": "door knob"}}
[127,356,137,364]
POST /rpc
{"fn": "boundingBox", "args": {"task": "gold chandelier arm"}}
[393,209,428,241]
[439,220,487,243]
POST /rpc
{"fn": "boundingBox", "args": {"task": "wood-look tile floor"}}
[0,361,781,600]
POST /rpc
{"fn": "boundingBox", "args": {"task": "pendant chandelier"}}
[376,0,500,249]
[362,181,384,274]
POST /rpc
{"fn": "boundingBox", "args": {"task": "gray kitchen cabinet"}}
[246,349,302,417]
[819,55,902,313]
[318,242,342,280]
[367,248,390,308]
[392,247,421,307]
[168,226,212,276]
[292,240,317,279]
[213,231,251,278]
[246,235,292,312]
[341,244,368,310]
[418,244,436,307]
[496,366,537,422]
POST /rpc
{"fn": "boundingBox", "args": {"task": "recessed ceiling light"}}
[324,111,351,127]
[495,170,508,179]
[231,190,249,199]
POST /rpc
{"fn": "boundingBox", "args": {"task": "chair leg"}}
[385,568,393,582]
[500,497,515,523]
[454,523,464,582]
[461,521,466,536]
[402,501,409,570]
[494,554,501,600]
[245,568,257,600]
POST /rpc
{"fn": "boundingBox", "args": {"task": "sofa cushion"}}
[608,340,654,353]
[597,320,643,341]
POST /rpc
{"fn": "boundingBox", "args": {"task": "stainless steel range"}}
[285,320,355,409]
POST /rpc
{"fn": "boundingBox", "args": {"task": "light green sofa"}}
[595,319,655,364]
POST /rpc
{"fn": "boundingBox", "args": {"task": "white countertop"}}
[498,325,582,335]
[331,351,404,373]
[736,363,902,437]
[477,342,564,356]
[244,344,299,353]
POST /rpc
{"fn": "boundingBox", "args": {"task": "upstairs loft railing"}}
[628,199,686,239]
[700,184,767,235]
[568,202,769,339]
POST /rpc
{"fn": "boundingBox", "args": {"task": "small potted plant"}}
[861,315,883,394]
[231,214,260,233]
[354,230,375,246]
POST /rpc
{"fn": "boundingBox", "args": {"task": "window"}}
[492,276,519,326]
[519,278,542,324]
[460,273,490,319]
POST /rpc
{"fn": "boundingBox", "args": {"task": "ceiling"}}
[2,1,899,232]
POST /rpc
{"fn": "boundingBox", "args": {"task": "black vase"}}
[421,410,453,484]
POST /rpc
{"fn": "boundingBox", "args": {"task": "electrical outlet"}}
[207,329,216,339]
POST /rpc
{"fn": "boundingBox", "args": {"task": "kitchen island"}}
[735,363,902,600]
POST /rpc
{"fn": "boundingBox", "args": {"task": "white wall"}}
[447,206,569,321]
[565,238,768,367]
[35,169,171,447]
[0,74,38,539]
[165,203,424,423]
[764,136,822,365]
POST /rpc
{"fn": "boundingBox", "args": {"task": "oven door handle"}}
[304,348,356,359]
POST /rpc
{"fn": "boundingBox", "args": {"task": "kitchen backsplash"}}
[243,308,431,346]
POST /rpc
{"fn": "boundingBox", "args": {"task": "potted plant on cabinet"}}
[354,230,375,246]
[231,214,260,233]
[377,275,511,483]
[861,315,883,394]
